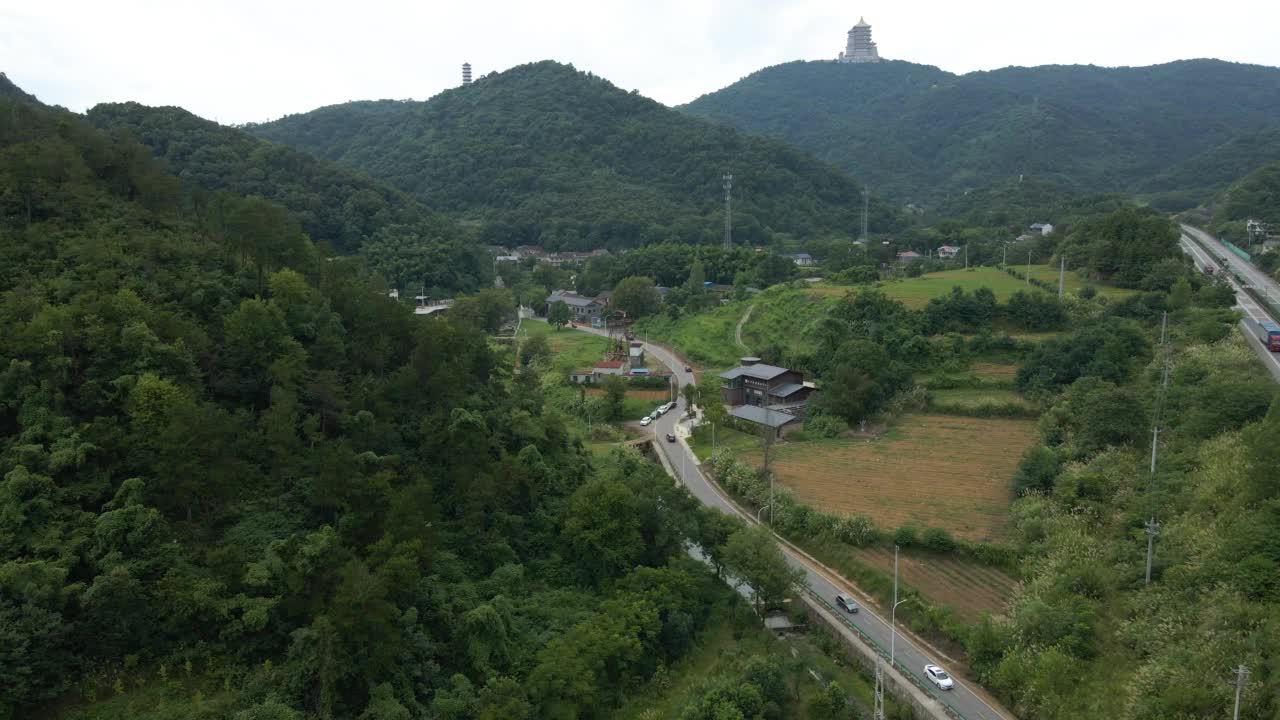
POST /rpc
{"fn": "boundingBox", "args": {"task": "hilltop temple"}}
[838,17,881,63]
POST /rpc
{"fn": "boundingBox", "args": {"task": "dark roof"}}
[791,253,813,260]
[730,405,801,428]
[771,383,806,398]
[547,292,599,308]
[720,363,791,381]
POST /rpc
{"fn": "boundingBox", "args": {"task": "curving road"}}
[565,321,1014,720]
[1179,228,1280,383]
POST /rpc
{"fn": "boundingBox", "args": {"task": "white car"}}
[652,407,663,418]
[640,416,653,426]
[924,664,954,691]
[664,401,677,413]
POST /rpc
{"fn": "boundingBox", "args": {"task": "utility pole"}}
[764,401,775,526]
[1145,311,1170,586]
[873,657,885,720]
[1002,242,1008,268]
[1231,664,1250,720]
[1026,249,1032,284]
[964,244,969,269]
[723,172,733,247]
[1058,255,1065,297]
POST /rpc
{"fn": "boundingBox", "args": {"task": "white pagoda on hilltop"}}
[838,17,880,63]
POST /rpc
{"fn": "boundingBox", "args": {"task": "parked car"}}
[924,664,954,691]
[663,401,677,413]
[835,593,859,614]
[652,407,663,418]
[665,433,677,443]
[640,416,653,426]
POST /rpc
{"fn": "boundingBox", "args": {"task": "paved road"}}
[566,322,1013,720]
[1182,224,1280,301]
[1179,232,1280,383]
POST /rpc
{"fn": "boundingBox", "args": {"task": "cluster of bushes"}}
[1003,266,1063,295]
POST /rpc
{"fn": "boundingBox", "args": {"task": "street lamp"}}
[889,545,906,671]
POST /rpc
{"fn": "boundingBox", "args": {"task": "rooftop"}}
[594,360,623,369]
[720,363,791,381]
[771,382,806,398]
[730,405,802,428]
[547,292,599,308]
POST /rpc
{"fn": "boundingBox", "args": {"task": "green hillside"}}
[1,78,796,720]
[247,60,905,250]
[1213,160,1280,231]
[682,59,1280,206]
[87,103,448,254]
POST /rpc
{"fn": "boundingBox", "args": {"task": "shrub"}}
[832,515,877,546]
[804,413,846,439]
[1079,285,1098,300]
[921,527,957,553]
[892,525,919,547]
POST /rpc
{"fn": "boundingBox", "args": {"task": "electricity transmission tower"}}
[723,173,733,247]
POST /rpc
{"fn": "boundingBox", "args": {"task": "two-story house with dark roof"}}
[719,358,811,408]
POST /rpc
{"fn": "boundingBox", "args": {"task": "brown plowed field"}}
[851,545,1018,621]
[748,414,1036,543]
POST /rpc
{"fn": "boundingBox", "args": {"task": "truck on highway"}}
[1253,319,1280,352]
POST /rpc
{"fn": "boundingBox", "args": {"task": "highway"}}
[1178,228,1280,383]
[566,322,1013,720]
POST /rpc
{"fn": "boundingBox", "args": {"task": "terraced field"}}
[747,414,1037,543]
[852,545,1019,622]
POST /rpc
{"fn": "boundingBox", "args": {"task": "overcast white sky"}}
[3,0,1277,125]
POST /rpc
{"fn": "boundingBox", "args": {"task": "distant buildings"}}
[838,17,881,63]
[1029,222,1055,236]
[788,253,816,267]
[545,291,605,321]
[936,245,962,260]
[896,250,923,263]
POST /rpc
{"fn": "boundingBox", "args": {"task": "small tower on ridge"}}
[462,63,473,85]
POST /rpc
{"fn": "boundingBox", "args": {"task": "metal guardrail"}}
[804,587,972,720]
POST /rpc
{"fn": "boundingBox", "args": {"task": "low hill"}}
[682,59,1280,206]
[1211,160,1280,234]
[86,102,450,255]
[247,60,904,250]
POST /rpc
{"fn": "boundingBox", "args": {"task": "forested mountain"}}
[247,60,904,250]
[84,102,493,295]
[0,82,749,719]
[682,59,1280,207]
[1213,160,1280,230]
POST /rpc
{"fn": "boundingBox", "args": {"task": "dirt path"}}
[735,304,755,353]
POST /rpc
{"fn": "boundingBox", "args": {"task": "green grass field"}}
[635,286,839,371]
[519,320,607,372]
[1022,264,1137,300]
[880,267,1046,308]
[930,387,1033,408]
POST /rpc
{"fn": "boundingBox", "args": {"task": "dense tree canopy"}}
[248,61,905,250]
[0,91,742,720]
[683,59,1280,207]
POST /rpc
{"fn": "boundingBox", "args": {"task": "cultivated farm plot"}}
[585,387,672,402]
[971,362,1018,383]
[1022,264,1136,300]
[930,388,1032,408]
[748,414,1037,543]
[851,545,1019,622]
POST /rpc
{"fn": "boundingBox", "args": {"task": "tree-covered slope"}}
[247,60,904,250]
[86,102,450,255]
[1,80,761,720]
[1212,159,1280,231]
[682,59,1280,205]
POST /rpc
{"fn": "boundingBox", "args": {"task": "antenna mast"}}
[723,172,733,247]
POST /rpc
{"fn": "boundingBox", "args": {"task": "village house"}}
[896,250,923,263]
[789,253,816,267]
[546,291,605,322]
[936,245,961,259]
[719,357,814,437]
